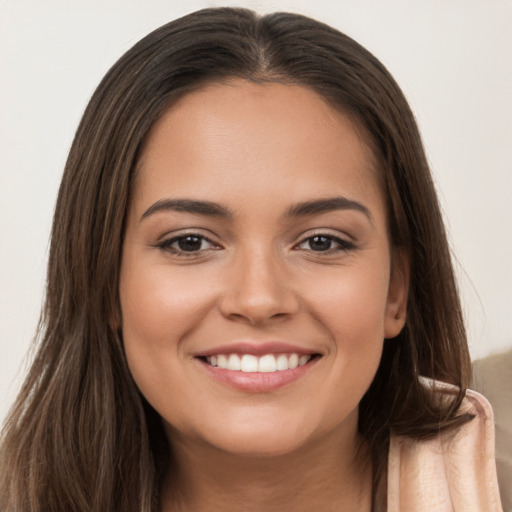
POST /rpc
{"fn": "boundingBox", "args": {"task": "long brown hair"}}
[0,8,471,511]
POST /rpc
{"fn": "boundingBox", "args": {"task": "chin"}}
[207,429,310,458]
[167,412,316,459]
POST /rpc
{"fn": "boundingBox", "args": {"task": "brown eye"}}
[307,236,333,251]
[177,236,204,252]
[158,234,217,255]
[297,234,355,253]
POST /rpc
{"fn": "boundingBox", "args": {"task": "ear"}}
[384,248,409,339]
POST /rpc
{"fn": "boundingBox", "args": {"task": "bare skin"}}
[161,413,372,512]
[120,80,408,511]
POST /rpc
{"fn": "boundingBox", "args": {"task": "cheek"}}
[305,261,391,343]
[302,262,390,400]
[120,263,216,344]
[119,261,218,420]
[119,260,218,403]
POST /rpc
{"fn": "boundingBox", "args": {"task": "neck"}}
[161,420,372,512]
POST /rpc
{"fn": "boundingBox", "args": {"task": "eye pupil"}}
[309,236,332,251]
[178,236,203,252]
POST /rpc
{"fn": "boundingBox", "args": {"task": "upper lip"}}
[196,341,319,357]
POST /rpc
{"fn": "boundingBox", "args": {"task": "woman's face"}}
[120,80,408,457]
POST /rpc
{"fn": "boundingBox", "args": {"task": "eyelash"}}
[156,234,218,256]
[156,232,355,256]
[295,234,355,253]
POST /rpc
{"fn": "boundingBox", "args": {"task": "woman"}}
[0,7,502,511]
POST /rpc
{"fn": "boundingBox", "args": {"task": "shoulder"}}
[387,381,503,512]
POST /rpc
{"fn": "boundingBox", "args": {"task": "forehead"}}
[133,80,384,217]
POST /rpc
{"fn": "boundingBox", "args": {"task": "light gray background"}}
[1,0,511,424]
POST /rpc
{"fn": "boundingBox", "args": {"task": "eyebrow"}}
[140,198,233,221]
[140,196,372,223]
[285,197,373,223]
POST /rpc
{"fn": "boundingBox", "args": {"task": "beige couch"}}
[472,348,512,512]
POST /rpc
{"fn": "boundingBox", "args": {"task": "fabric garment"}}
[387,384,503,511]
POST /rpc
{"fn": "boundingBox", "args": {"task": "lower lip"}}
[197,358,319,392]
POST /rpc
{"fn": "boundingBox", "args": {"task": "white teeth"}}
[206,353,313,372]
[298,355,310,366]
[258,354,277,372]
[226,354,241,371]
[241,354,258,372]
[276,354,288,371]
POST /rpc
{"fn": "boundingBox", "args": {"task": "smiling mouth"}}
[199,353,320,373]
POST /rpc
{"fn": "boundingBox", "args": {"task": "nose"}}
[218,247,300,326]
